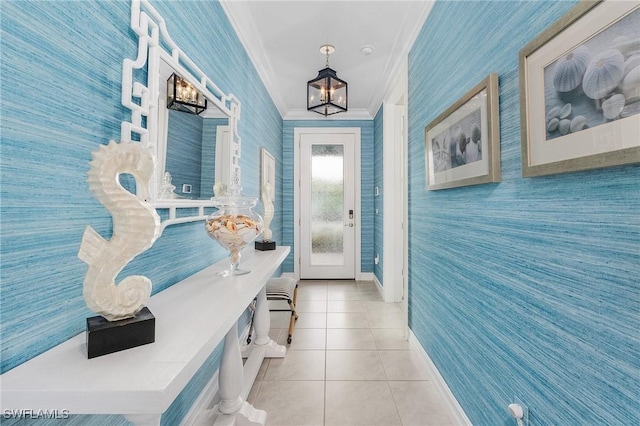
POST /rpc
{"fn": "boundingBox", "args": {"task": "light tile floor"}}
[246,280,461,426]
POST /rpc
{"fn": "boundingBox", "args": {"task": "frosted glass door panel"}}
[311,144,344,266]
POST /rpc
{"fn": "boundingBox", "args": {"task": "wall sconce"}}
[307,45,348,116]
[167,73,207,115]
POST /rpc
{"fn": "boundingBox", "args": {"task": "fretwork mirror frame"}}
[121,0,242,232]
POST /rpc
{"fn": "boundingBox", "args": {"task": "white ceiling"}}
[221,1,434,120]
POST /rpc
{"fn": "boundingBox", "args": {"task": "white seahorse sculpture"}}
[78,140,161,321]
[261,182,274,241]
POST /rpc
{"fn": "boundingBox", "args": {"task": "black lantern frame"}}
[307,67,348,116]
[167,73,207,115]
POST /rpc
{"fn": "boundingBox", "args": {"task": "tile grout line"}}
[323,295,328,426]
[257,280,421,425]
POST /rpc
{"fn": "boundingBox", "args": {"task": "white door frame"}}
[382,58,409,316]
[294,127,362,281]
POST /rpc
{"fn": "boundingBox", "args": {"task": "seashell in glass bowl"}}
[205,187,263,277]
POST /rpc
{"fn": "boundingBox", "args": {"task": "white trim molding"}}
[284,108,372,121]
[372,274,384,298]
[408,329,473,426]
[381,56,409,304]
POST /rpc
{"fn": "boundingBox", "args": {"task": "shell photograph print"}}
[543,7,639,141]
[425,73,500,190]
[432,108,482,173]
[520,0,640,177]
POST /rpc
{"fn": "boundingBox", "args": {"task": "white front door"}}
[297,129,358,279]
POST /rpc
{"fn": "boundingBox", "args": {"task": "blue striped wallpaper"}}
[166,110,203,198]
[282,120,374,275]
[373,107,384,284]
[0,0,282,424]
[408,1,640,425]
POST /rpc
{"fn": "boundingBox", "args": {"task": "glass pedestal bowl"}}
[205,190,263,277]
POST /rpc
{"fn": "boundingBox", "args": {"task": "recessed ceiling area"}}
[221,1,434,120]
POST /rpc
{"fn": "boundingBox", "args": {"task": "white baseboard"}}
[358,272,375,281]
[408,329,472,426]
[373,275,384,298]
[282,272,375,282]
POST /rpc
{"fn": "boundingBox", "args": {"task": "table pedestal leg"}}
[251,286,286,358]
[212,321,267,426]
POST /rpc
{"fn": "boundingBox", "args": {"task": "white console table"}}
[0,246,290,425]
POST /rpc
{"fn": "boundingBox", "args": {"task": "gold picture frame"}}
[519,0,640,177]
[425,73,501,190]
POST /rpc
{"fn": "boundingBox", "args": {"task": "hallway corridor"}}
[247,280,461,426]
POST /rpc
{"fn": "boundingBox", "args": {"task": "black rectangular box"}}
[255,240,276,251]
[86,307,155,359]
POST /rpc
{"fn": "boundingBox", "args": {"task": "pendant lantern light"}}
[167,73,207,115]
[307,45,348,116]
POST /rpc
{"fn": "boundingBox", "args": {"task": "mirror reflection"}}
[158,59,230,200]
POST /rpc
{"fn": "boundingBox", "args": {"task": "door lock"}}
[348,209,354,219]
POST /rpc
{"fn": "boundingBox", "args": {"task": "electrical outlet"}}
[182,184,192,194]
[509,397,529,426]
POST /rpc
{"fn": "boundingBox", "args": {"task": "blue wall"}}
[282,120,374,275]
[0,0,282,424]
[166,110,203,198]
[407,1,640,425]
[373,107,384,284]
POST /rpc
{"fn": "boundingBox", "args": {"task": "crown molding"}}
[284,108,373,121]
[367,1,435,114]
[221,1,434,120]
[220,0,287,118]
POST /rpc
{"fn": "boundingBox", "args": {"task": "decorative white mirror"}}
[121,0,242,232]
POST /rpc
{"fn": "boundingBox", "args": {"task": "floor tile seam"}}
[324,348,378,352]
[323,329,328,426]
[324,379,392,383]
[375,349,414,354]
[385,376,408,426]
[324,345,412,353]
[326,327,373,331]
[324,350,390,382]
[375,344,391,382]
[323,377,327,426]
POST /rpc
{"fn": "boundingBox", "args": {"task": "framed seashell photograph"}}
[424,73,501,190]
[519,0,640,177]
[261,148,276,201]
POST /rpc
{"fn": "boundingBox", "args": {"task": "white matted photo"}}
[425,73,501,190]
[519,0,640,177]
[261,148,275,200]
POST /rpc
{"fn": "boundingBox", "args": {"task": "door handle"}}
[344,223,354,227]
